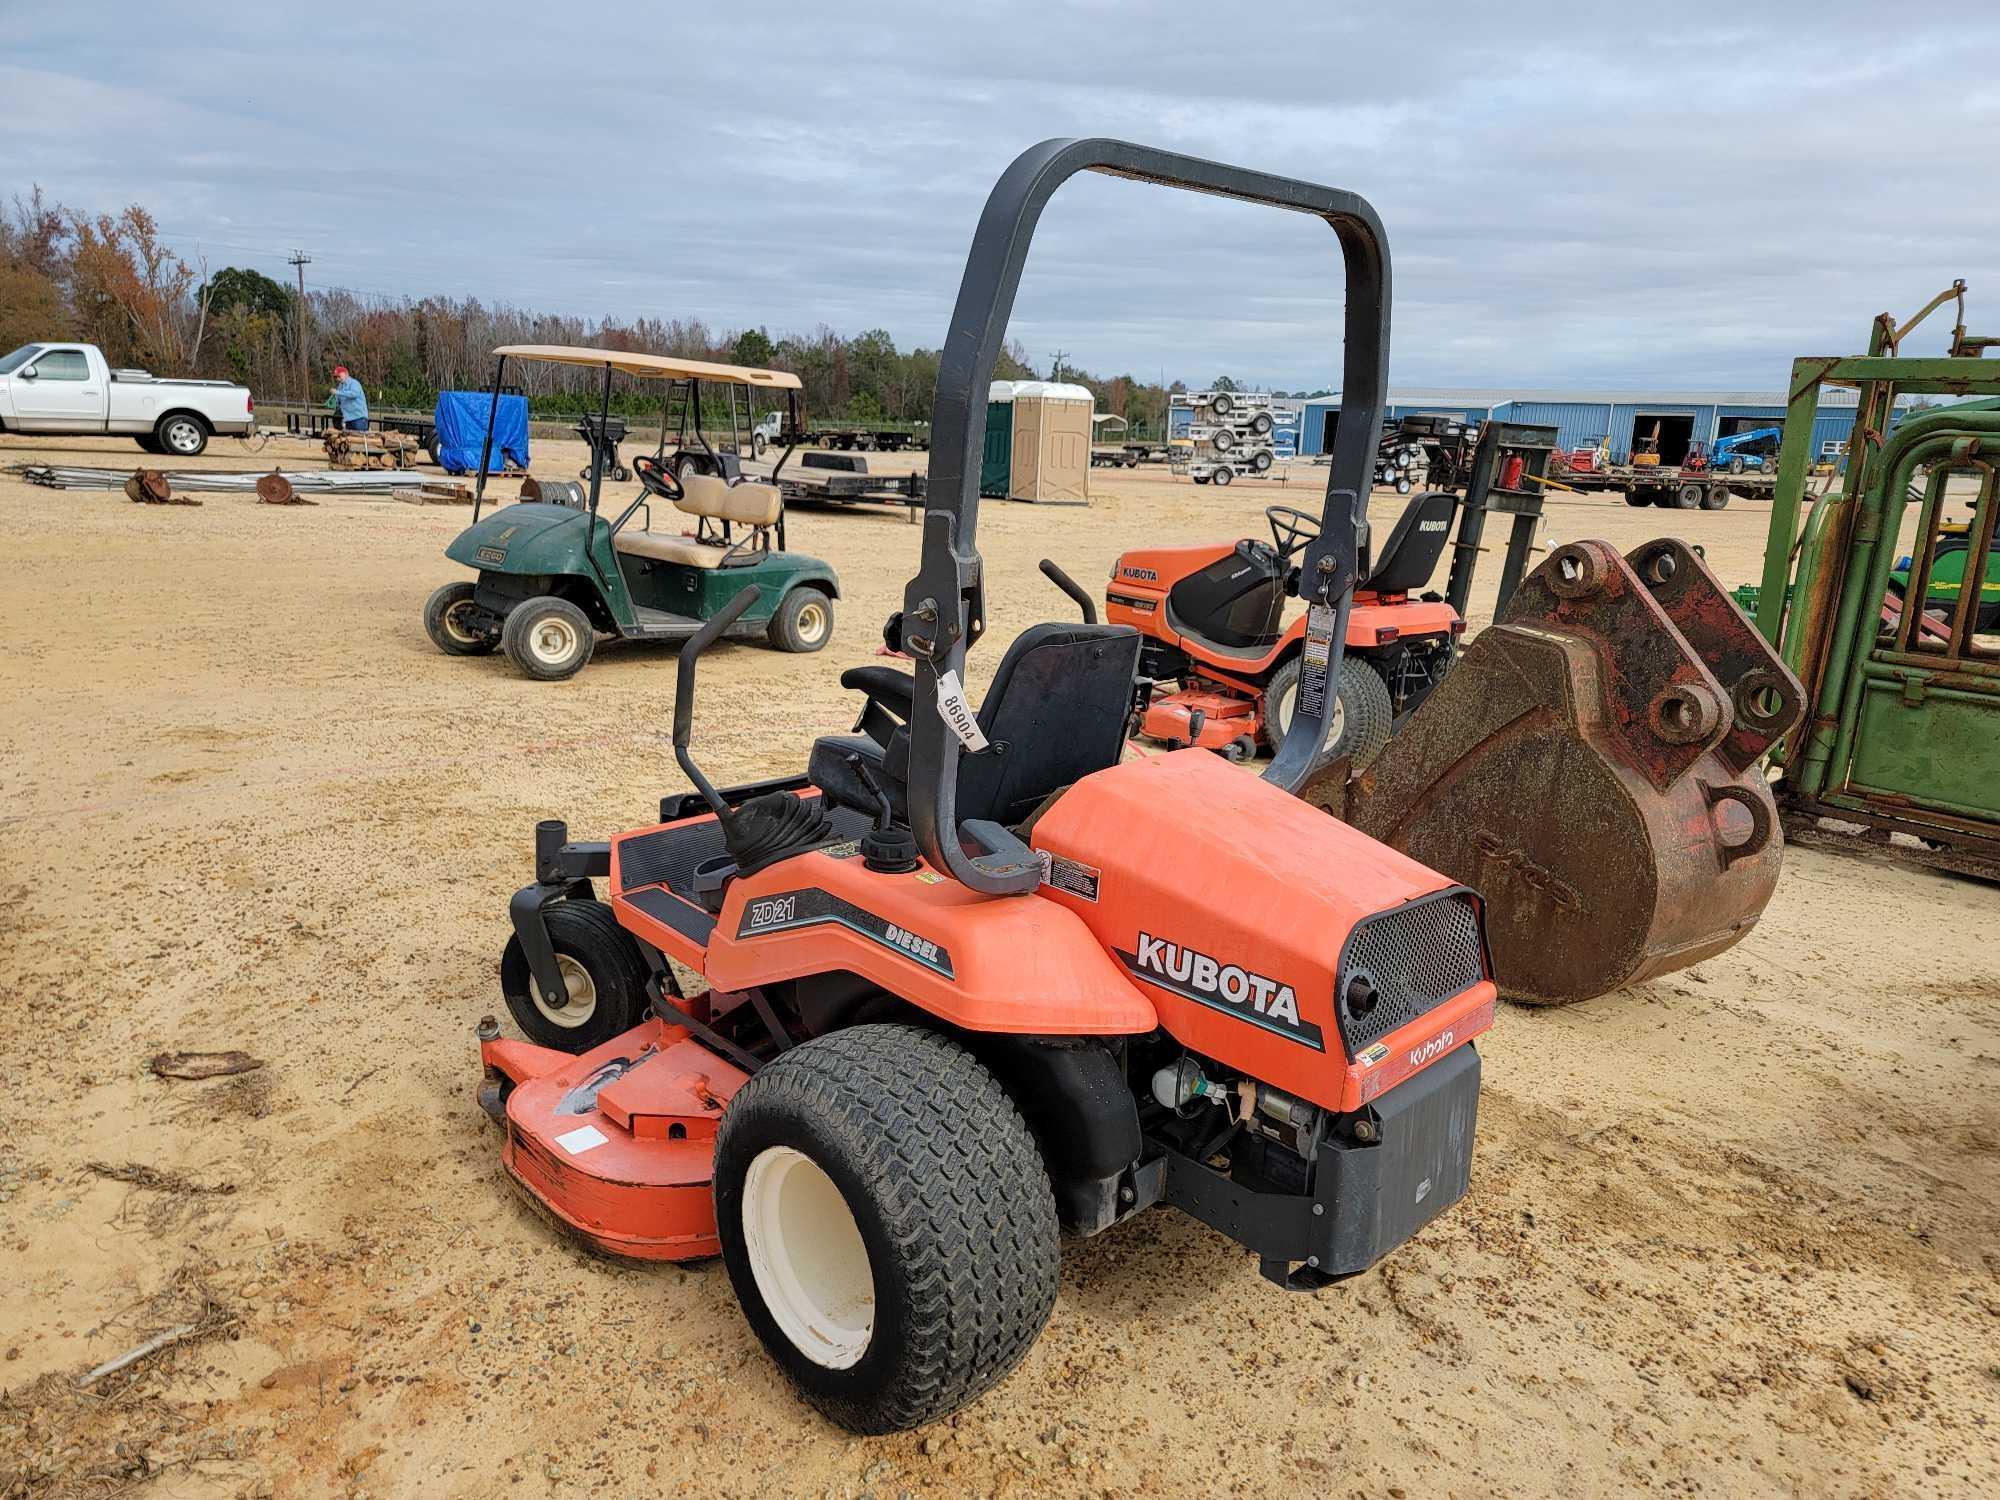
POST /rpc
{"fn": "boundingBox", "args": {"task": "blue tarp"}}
[434,391,529,475]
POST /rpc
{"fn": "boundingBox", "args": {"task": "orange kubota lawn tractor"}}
[1110,495,1463,766]
[474,139,1495,1435]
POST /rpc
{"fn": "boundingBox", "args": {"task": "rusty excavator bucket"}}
[1307,538,1807,1007]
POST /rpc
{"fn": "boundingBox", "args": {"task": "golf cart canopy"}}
[491,345,803,390]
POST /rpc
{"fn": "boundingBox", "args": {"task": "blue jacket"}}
[330,375,369,423]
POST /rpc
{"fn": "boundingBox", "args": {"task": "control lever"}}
[674,585,761,815]
[848,755,920,873]
[1038,558,1097,623]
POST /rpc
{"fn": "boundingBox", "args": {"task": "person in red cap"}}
[326,365,370,431]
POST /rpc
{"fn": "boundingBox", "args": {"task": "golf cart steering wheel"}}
[1267,505,1321,562]
[633,454,684,503]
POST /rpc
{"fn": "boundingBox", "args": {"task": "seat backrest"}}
[676,473,782,529]
[956,623,1141,826]
[1363,490,1457,594]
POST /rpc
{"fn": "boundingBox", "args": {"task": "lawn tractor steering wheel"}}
[633,454,685,503]
[1267,505,1321,563]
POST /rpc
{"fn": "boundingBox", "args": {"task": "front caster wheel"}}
[715,1026,1059,1434]
[767,588,833,653]
[498,900,650,1052]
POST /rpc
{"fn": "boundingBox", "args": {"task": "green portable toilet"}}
[980,381,1018,497]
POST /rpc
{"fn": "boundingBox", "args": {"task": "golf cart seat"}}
[614,474,783,569]
[808,622,1140,829]
[1362,490,1457,595]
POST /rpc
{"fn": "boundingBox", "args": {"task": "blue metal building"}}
[1295,388,1876,464]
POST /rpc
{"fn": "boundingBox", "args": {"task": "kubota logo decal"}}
[1120,565,1159,582]
[1116,932,1324,1050]
[1407,1029,1453,1070]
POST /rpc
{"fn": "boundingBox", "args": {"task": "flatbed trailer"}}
[802,423,930,452]
[1545,460,1777,510]
[739,453,927,511]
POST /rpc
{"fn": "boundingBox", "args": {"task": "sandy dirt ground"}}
[1,431,1995,1499]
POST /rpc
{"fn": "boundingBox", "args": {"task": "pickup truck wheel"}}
[753,433,769,457]
[501,596,595,680]
[155,413,209,458]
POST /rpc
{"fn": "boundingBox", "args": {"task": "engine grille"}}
[1336,892,1486,1053]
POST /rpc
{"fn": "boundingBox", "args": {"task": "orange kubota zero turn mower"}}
[475,140,1495,1434]
[1109,496,1463,765]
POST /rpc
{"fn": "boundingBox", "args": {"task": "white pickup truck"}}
[0,341,256,457]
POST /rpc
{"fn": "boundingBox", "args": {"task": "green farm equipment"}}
[1752,280,2000,878]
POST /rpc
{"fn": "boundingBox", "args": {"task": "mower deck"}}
[481,1014,751,1261]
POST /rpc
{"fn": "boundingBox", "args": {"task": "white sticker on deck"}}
[554,1125,609,1156]
[934,670,990,752]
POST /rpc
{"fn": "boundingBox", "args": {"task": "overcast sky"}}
[8,3,1994,392]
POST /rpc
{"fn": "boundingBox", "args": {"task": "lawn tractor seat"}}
[1361,490,1457,595]
[808,623,1141,830]
[612,473,782,568]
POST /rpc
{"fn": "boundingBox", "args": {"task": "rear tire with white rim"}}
[715,1024,1059,1434]
[497,899,650,1052]
[501,595,595,680]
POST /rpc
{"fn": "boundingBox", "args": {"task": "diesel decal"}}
[1116,932,1324,1050]
[735,888,954,979]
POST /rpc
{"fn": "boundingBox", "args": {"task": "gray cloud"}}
[8,3,1995,390]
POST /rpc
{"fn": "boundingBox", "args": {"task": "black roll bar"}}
[900,137,1391,896]
[471,353,507,522]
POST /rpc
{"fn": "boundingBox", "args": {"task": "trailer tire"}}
[1625,491,1652,507]
[498,899,652,1052]
[155,411,209,458]
[715,1025,1060,1434]
[501,595,595,680]
[424,580,499,656]
[768,587,834,653]
[1192,473,1210,484]
[1673,483,1705,510]
[1700,485,1731,510]
[1212,466,1233,487]
[1208,391,1235,417]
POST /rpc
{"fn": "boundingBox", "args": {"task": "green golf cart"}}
[424,345,839,681]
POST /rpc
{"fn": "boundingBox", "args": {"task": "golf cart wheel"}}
[501,596,595,681]
[1264,656,1393,768]
[424,580,498,656]
[498,900,651,1052]
[768,588,834,653]
[715,1025,1059,1434]
[155,412,209,458]
[1673,483,1705,510]
[1700,484,1731,510]
[1212,466,1233,487]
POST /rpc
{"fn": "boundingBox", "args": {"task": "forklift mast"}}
[901,137,1392,894]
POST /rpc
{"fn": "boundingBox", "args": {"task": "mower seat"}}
[1362,490,1456,595]
[613,474,783,568]
[807,623,1141,829]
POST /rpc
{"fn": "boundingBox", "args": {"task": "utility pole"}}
[287,251,312,404]
[1048,349,1070,383]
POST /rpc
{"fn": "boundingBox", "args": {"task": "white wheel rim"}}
[1274,681,1339,749]
[167,422,199,452]
[528,614,579,667]
[793,599,828,644]
[533,954,597,1028]
[742,1146,873,1369]
[443,599,482,645]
